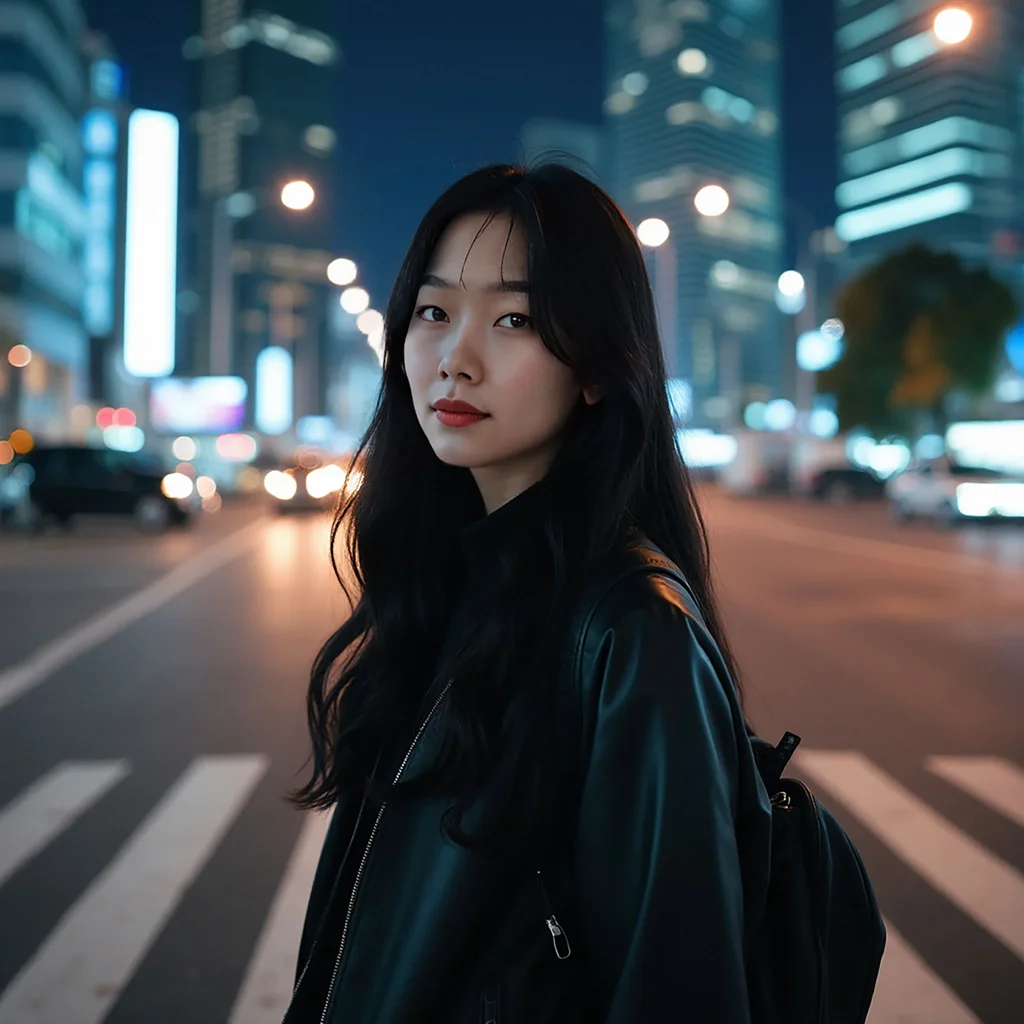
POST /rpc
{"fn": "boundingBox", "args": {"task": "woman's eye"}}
[496,312,532,329]
[414,305,448,323]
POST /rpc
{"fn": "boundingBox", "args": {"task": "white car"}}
[886,459,1024,524]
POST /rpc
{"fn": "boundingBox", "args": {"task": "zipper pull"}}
[537,869,572,959]
[546,914,572,959]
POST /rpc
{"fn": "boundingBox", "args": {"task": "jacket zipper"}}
[316,678,454,1024]
[536,869,572,959]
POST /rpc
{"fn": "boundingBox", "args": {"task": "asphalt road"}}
[0,492,1021,1023]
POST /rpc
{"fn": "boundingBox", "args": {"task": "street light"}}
[694,185,730,217]
[636,219,677,377]
[340,286,370,315]
[280,179,315,211]
[327,257,358,286]
[357,309,384,335]
[636,218,670,247]
[933,7,972,45]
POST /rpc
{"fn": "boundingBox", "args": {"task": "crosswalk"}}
[0,751,1022,1023]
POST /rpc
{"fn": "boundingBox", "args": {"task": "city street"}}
[0,492,1022,1023]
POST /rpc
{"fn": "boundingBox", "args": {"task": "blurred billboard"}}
[150,377,247,434]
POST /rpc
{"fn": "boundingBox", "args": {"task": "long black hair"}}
[291,163,745,865]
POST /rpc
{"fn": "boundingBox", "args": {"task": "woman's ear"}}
[582,384,604,406]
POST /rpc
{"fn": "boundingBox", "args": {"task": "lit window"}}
[837,54,888,93]
[837,3,902,51]
[835,182,974,242]
[837,148,1009,210]
[891,30,939,68]
[844,117,1014,177]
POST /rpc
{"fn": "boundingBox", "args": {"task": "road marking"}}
[795,750,1024,960]
[867,918,980,1023]
[0,518,266,715]
[926,755,1024,829]
[0,755,267,1024]
[0,761,129,890]
[228,809,333,1023]
[718,508,1022,580]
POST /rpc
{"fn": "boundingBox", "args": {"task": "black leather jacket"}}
[286,538,772,1023]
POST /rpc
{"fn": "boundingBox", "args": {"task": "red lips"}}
[433,398,486,415]
[432,397,489,428]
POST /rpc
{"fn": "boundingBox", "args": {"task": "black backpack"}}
[641,556,886,1022]
[745,729,887,1024]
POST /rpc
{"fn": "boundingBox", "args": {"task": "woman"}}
[285,163,772,1023]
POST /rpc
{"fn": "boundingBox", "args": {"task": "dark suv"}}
[0,446,191,533]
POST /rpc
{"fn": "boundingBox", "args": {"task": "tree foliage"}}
[819,243,1020,436]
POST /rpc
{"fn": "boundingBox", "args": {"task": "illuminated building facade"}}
[0,0,89,438]
[604,0,784,425]
[834,1,1024,283]
[183,0,340,431]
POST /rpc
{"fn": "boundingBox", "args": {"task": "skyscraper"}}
[604,0,784,425]
[0,0,89,439]
[183,1,340,431]
[834,2,1024,283]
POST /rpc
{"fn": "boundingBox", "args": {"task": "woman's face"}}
[404,212,598,512]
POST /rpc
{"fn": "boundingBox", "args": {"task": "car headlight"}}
[306,464,346,499]
[264,470,297,500]
[161,473,194,500]
[956,482,1024,517]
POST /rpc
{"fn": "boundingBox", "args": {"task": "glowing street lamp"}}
[280,180,315,211]
[933,7,972,44]
[340,286,370,314]
[694,184,730,217]
[636,218,670,247]
[327,257,358,286]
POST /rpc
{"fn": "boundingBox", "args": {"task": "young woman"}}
[285,163,772,1023]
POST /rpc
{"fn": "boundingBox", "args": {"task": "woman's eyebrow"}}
[420,273,529,294]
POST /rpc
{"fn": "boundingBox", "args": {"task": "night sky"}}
[82,0,837,306]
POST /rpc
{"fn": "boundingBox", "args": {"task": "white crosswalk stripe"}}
[926,755,1024,829]
[868,918,980,1024]
[0,750,1022,1023]
[0,755,267,1024]
[227,808,333,1024]
[796,749,1024,962]
[0,761,129,890]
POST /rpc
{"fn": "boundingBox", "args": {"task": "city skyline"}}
[81,0,838,307]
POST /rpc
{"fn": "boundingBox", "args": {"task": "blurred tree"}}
[819,243,1020,436]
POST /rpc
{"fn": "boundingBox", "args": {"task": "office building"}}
[0,0,89,439]
[834,1,1024,284]
[604,0,784,424]
[183,0,340,430]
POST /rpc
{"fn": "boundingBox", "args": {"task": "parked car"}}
[263,452,363,514]
[886,459,1024,524]
[0,446,192,533]
[809,466,887,503]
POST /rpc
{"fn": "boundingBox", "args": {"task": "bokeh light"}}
[933,7,972,45]
[340,287,370,314]
[172,436,197,461]
[636,218,670,247]
[356,309,384,335]
[8,345,32,368]
[694,185,730,217]
[327,258,358,286]
[196,476,217,498]
[9,429,34,454]
[0,440,13,465]
[280,180,315,210]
